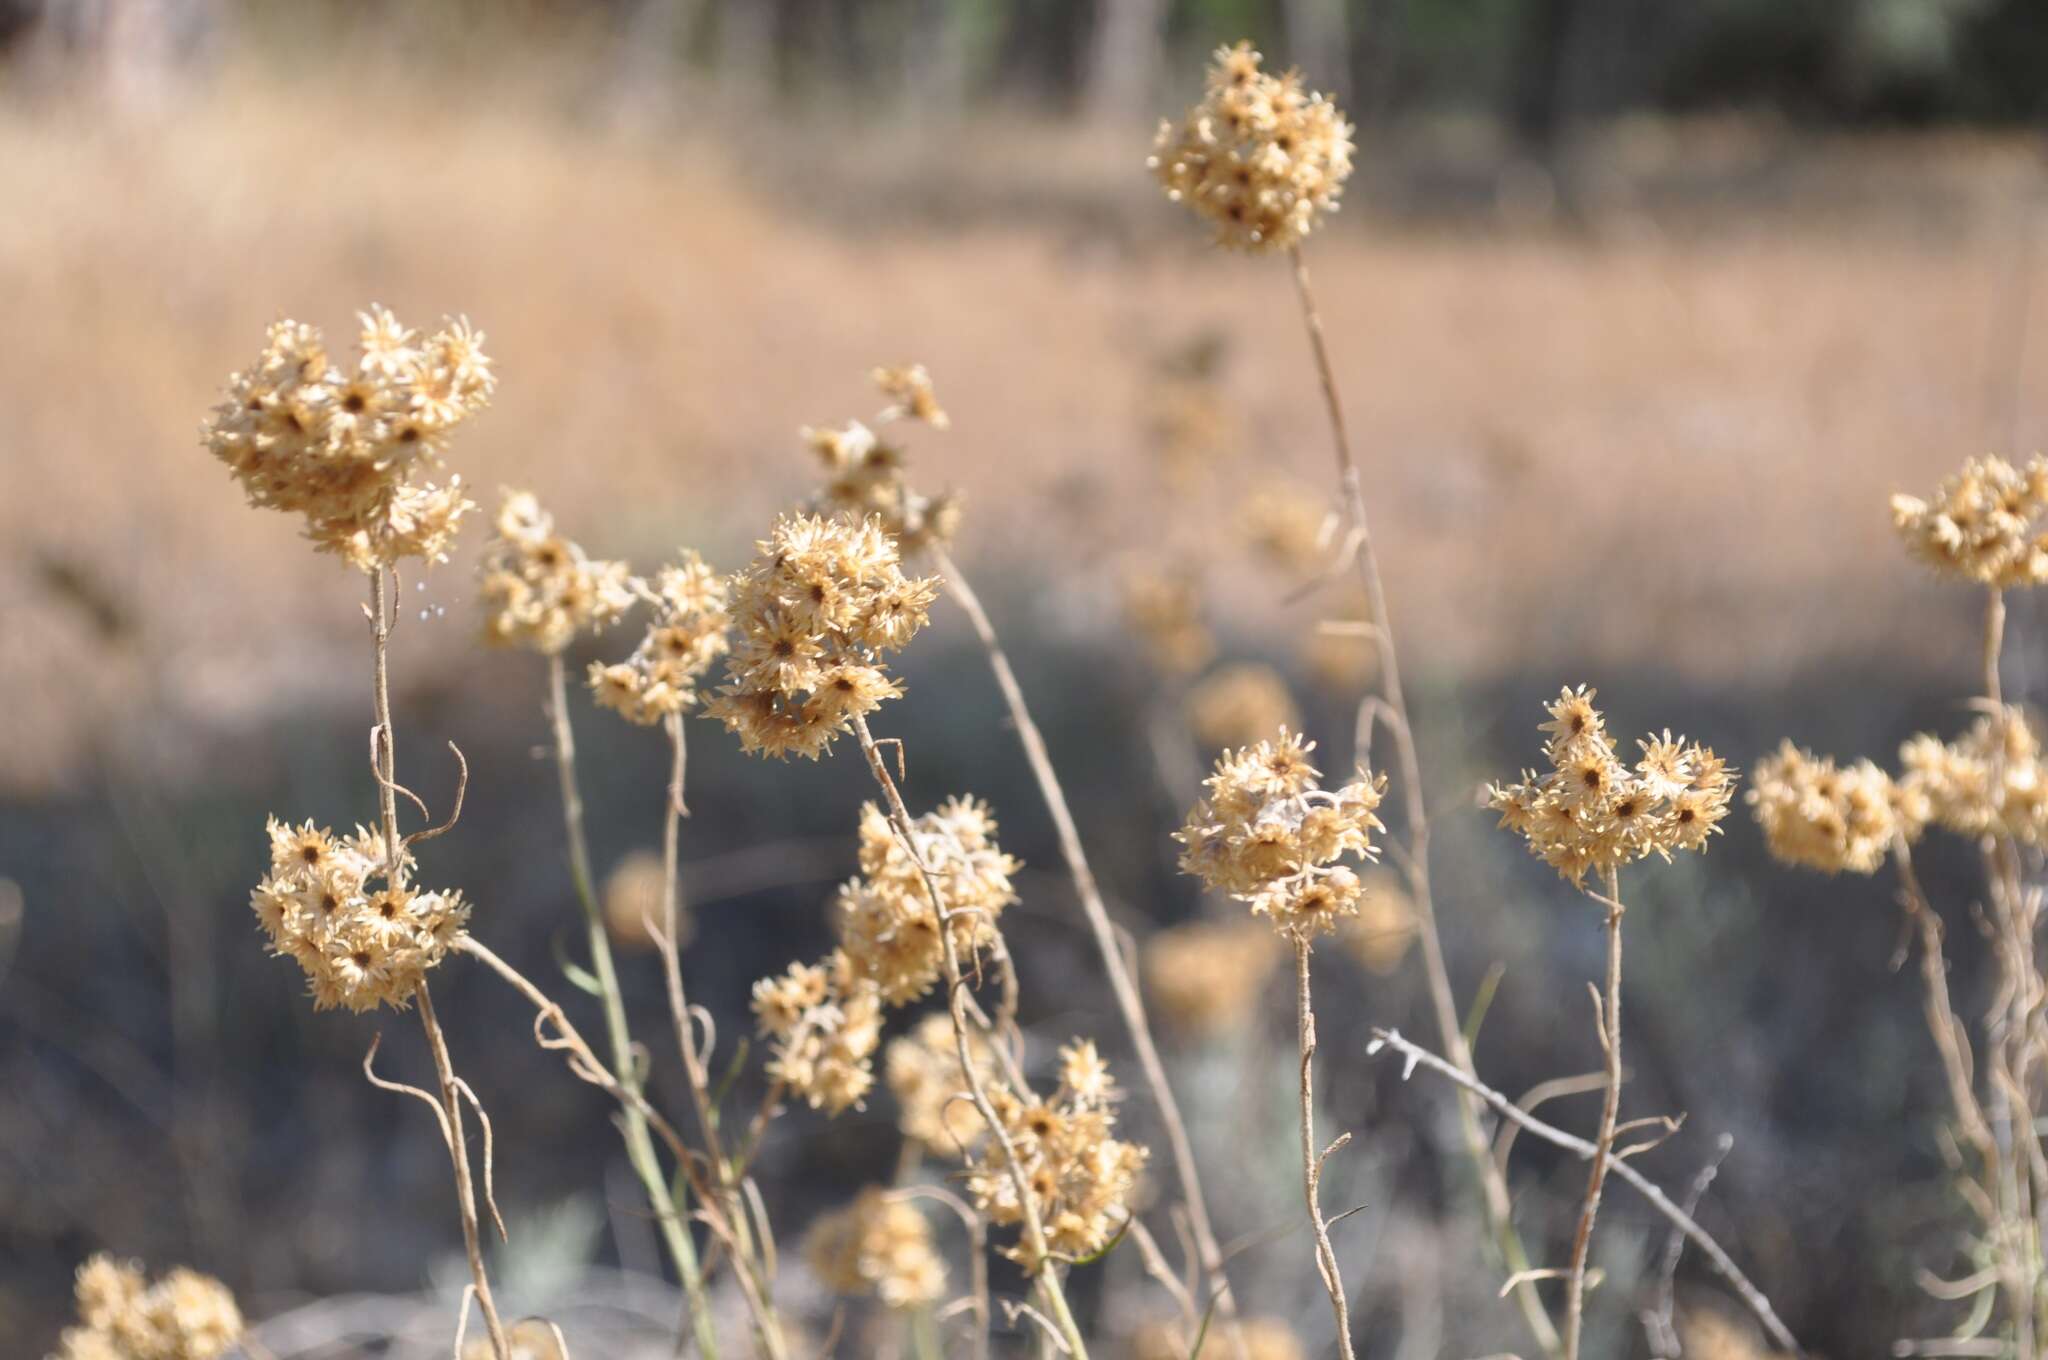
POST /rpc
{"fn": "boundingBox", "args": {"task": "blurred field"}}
[8,57,2048,794]
[10,34,2048,1360]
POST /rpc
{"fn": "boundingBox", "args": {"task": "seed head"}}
[478,489,638,655]
[1899,706,2048,845]
[1892,455,2048,587]
[56,1254,242,1360]
[588,550,732,724]
[804,1187,947,1310]
[1148,42,1356,253]
[1748,742,1917,875]
[885,1011,999,1157]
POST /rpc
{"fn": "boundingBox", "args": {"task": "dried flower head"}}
[55,1254,242,1360]
[706,514,937,760]
[1891,455,2048,587]
[601,848,686,951]
[805,1187,948,1310]
[872,364,949,429]
[589,550,731,724]
[1133,1316,1306,1360]
[250,816,469,1012]
[478,490,637,655]
[1141,918,1281,1039]
[1900,706,2048,845]
[1175,729,1387,939]
[459,1319,570,1360]
[1748,742,1918,875]
[965,1040,1148,1270]
[1486,687,1736,886]
[885,1010,999,1156]
[201,308,491,570]
[1243,484,1334,577]
[1123,565,1214,676]
[1186,662,1302,751]
[751,950,885,1114]
[1148,41,1356,253]
[838,797,1022,1005]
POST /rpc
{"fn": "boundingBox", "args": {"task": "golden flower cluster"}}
[1123,565,1214,676]
[201,308,492,570]
[250,816,469,1012]
[751,951,885,1115]
[1132,1315,1306,1360]
[965,1040,1147,1270]
[1345,866,1419,975]
[1175,730,1388,939]
[706,514,937,760]
[52,1255,242,1360]
[1748,742,1921,875]
[839,798,1022,1005]
[601,848,688,952]
[460,1319,568,1360]
[804,418,963,556]
[885,1010,997,1157]
[589,551,732,725]
[478,490,637,655]
[1891,455,2048,587]
[1149,41,1356,253]
[1486,687,1736,886]
[1901,707,2048,845]
[804,1186,948,1311]
[1185,662,1302,751]
[1141,919,1280,1040]
[1242,484,1333,578]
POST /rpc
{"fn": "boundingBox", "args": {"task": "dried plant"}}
[51,1255,243,1360]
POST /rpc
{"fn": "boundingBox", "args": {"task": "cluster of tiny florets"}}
[201,308,492,570]
[1175,729,1387,939]
[1185,662,1302,751]
[839,798,1021,1005]
[1148,41,1356,253]
[1487,687,1736,885]
[478,490,637,655]
[1133,1316,1306,1360]
[965,1040,1148,1270]
[885,1010,998,1157]
[751,951,885,1114]
[804,365,961,555]
[1748,742,1922,875]
[1123,565,1214,675]
[1900,707,2048,846]
[52,1255,242,1360]
[250,817,469,1012]
[1242,485,1333,578]
[589,551,731,725]
[1891,455,2048,587]
[804,1186,948,1310]
[705,514,937,760]
[1141,918,1281,1039]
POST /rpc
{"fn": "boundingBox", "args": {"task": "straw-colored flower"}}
[806,1187,947,1310]
[964,1040,1148,1270]
[885,1011,998,1156]
[1124,565,1214,676]
[1891,455,2048,587]
[1186,663,1302,751]
[1142,918,1281,1039]
[751,950,885,1115]
[1148,41,1356,252]
[1345,867,1418,975]
[1175,729,1387,938]
[478,490,638,655]
[1134,1315,1306,1360]
[250,816,469,1012]
[588,550,731,724]
[201,308,491,570]
[872,363,949,429]
[1486,687,1736,885]
[838,798,1021,1005]
[706,513,936,760]
[1748,742,1919,875]
[601,848,686,951]
[54,1254,242,1360]
[1900,706,2048,845]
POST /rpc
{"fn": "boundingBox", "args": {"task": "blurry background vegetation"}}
[5,1,2048,1357]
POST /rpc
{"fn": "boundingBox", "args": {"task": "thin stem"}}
[414,981,509,1359]
[367,569,509,1360]
[930,545,1245,1359]
[1563,872,1626,1360]
[1366,1027,1803,1356]
[1986,587,2006,708]
[1289,243,1560,1357]
[545,654,728,1360]
[849,713,1089,1360]
[1294,936,1355,1358]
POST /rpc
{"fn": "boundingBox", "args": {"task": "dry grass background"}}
[8,58,2048,795]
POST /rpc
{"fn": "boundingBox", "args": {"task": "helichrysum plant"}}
[51,1255,242,1360]
[1754,452,2048,1355]
[477,489,636,653]
[1486,687,1735,1360]
[1148,41,1355,253]
[884,1010,997,1156]
[805,1187,948,1311]
[588,549,731,724]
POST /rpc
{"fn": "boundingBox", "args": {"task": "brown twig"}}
[1289,240,1561,1358]
[1293,935,1355,1358]
[1563,872,1627,1360]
